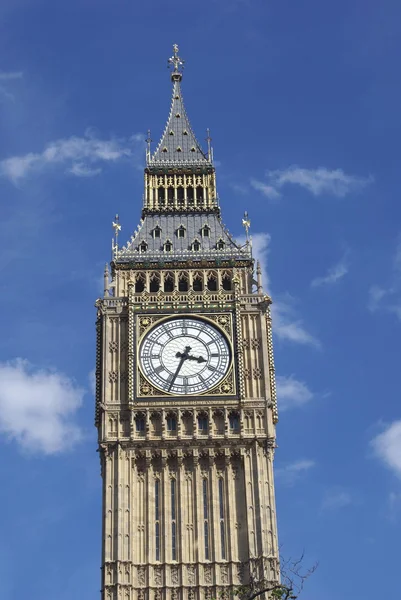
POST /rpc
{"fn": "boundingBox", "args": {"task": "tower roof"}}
[148,45,211,168]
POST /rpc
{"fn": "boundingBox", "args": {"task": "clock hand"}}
[187,354,206,363]
[168,346,191,391]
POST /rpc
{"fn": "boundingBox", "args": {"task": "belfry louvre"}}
[95,45,280,600]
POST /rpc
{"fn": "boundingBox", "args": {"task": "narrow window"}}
[207,275,217,291]
[198,416,208,433]
[167,417,177,431]
[229,414,240,432]
[193,275,203,291]
[135,277,145,293]
[155,480,160,561]
[187,186,194,200]
[171,479,177,560]
[197,186,203,200]
[192,241,201,252]
[164,274,174,292]
[203,479,209,560]
[164,241,173,253]
[177,226,186,238]
[219,478,226,560]
[217,239,225,250]
[153,226,161,239]
[150,275,160,293]
[178,274,189,292]
[136,418,145,431]
[201,225,210,238]
[158,187,165,201]
[222,275,232,291]
[139,241,148,253]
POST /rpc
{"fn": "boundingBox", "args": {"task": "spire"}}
[148,45,211,167]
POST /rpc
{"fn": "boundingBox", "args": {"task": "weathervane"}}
[112,214,121,260]
[242,211,251,242]
[168,44,184,80]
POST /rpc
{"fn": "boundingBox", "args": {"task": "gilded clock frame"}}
[133,312,237,400]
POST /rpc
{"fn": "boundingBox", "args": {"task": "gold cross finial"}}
[168,44,184,74]
[242,211,251,240]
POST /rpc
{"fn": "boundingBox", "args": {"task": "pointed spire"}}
[148,44,211,167]
[104,263,110,297]
[256,260,263,294]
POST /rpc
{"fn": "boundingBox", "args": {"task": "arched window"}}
[191,240,201,252]
[193,274,203,291]
[139,241,148,253]
[135,273,145,293]
[164,240,173,252]
[178,272,189,292]
[201,225,211,238]
[207,273,217,291]
[198,413,208,434]
[167,187,174,203]
[166,415,177,431]
[158,187,165,201]
[177,225,186,239]
[153,226,162,239]
[217,239,225,250]
[187,186,194,201]
[197,186,203,200]
[222,273,232,291]
[164,273,174,292]
[149,273,160,293]
[177,186,184,202]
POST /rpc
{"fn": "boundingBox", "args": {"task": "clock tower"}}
[95,45,280,600]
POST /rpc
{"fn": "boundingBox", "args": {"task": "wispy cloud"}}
[276,374,314,410]
[311,256,349,288]
[272,299,320,347]
[368,233,401,321]
[251,165,373,200]
[322,487,355,510]
[268,166,373,197]
[250,178,281,200]
[371,420,401,479]
[237,231,271,289]
[276,459,316,486]
[0,130,144,183]
[0,359,84,454]
[0,71,23,80]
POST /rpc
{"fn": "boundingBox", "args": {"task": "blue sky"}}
[0,0,400,598]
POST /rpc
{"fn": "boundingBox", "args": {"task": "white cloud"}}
[371,420,401,478]
[368,233,401,321]
[0,359,84,454]
[68,162,102,177]
[267,166,373,197]
[0,130,143,183]
[311,257,349,288]
[276,374,314,410]
[89,368,96,396]
[276,459,316,486]
[272,300,320,347]
[0,71,23,80]
[322,487,354,510]
[250,178,281,200]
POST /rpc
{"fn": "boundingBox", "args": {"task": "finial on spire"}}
[112,214,121,260]
[206,128,213,162]
[104,263,110,297]
[242,211,251,242]
[146,129,152,161]
[256,260,263,294]
[168,43,184,81]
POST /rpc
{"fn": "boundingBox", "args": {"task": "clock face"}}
[139,317,231,395]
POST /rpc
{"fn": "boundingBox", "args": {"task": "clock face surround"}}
[139,317,231,395]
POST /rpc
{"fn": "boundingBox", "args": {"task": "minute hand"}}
[168,346,191,391]
[187,354,206,363]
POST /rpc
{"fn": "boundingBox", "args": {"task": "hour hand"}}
[187,354,206,363]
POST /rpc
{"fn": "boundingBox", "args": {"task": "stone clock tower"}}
[95,46,280,600]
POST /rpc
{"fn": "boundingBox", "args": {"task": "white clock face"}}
[139,317,231,395]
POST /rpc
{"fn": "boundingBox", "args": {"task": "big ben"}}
[95,45,280,600]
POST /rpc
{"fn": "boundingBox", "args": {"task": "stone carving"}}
[154,566,162,585]
[138,567,146,586]
[187,565,195,584]
[109,341,118,352]
[221,565,228,584]
[109,371,118,382]
[253,367,262,379]
[171,566,179,585]
[204,566,212,584]
[251,338,260,349]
